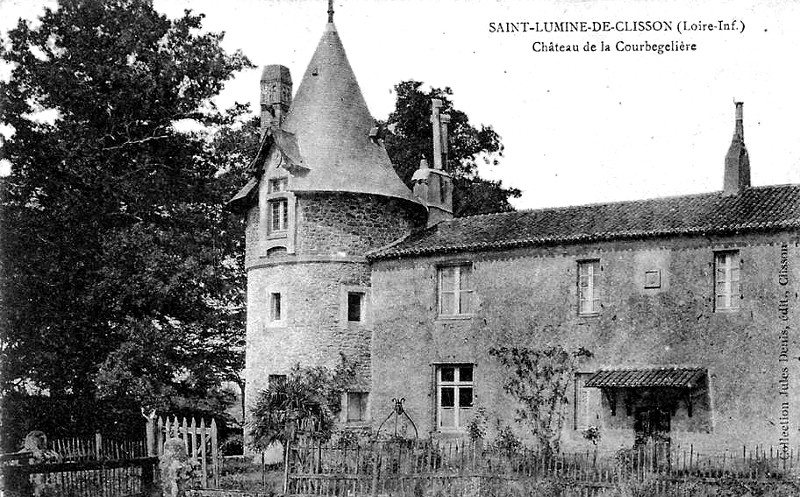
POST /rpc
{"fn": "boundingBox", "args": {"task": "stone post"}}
[159,438,194,497]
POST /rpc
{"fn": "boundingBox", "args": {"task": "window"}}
[644,270,661,289]
[268,374,286,388]
[261,176,295,252]
[347,292,364,322]
[268,177,289,193]
[578,260,600,315]
[270,292,282,322]
[269,198,289,233]
[341,286,369,327]
[346,392,368,423]
[436,365,474,431]
[715,251,740,311]
[438,264,473,316]
[573,373,601,430]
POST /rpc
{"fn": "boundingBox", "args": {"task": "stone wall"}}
[244,193,420,267]
[370,233,800,453]
[245,261,372,401]
[244,191,420,433]
[295,193,418,256]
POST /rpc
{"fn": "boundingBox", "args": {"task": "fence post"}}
[95,431,102,460]
[210,418,219,488]
[145,411,157,457]
[157,416,164,456]
[3,464,34,497]
[199,417,208,488]
[283,439,291,495]
[371,441,380,497]
[141,456,156,496]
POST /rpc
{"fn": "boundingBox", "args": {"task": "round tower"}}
[231,16,425,424]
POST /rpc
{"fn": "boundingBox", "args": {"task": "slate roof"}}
[369,184,800,259]
[585,368,706,389]
[279,22,420,205]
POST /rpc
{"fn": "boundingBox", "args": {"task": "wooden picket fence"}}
[147,414,220,488]
[1,414,221,496]
[49,433,148,462]
[286,439,800,496]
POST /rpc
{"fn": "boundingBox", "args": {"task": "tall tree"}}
[0,0,251,440]
[382,81,521,217]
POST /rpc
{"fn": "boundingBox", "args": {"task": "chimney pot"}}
[260,65,292,133]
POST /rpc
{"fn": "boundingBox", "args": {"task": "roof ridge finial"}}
[327,0,334,23]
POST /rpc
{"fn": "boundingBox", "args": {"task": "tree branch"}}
[100,135,170,151]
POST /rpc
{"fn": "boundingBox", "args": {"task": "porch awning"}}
[584,367,706,389]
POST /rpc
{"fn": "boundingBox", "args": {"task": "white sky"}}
[2,0,799,210]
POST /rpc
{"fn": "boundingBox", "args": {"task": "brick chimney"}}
[260,65,292,134]
[412,99,453,227]
[723,101,750,195]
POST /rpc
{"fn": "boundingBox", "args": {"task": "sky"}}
[2,0,799,210]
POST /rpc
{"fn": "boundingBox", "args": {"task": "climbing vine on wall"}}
[489,346,593,457]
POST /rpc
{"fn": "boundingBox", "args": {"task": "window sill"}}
[714,308,740,313]
[578,312,600,318]
[267,232,288,240]
[436,314,474,322]
[344,422,370,429]
[266,321,287,328]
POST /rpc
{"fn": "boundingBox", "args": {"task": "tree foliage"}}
[382,81,521,217]
[0,0,252,441]
[249,356,356,451]
[489,346,593,456]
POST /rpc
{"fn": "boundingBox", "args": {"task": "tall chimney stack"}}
[723,101,750,195]
[412,99,453,227]
[260,65,292,134]
[431,99,444,170]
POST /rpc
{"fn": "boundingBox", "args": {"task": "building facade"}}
[368,187,800,453]
[234,12,800,454]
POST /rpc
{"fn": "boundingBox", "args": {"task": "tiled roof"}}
[369,184,800,259]
[279,22,420,205]
[585,368,706,389]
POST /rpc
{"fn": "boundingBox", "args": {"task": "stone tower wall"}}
[244,192,419,415]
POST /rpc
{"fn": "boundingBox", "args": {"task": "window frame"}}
[573,372,602,430]
[714,250,741,312]
[435,364,475,432]
[347,291,365,322]
[266,289,287,327]
[269,292,283,323]
[344,391,369,424]
[340,285,370,327]
[259,170,296,253]
[268,177,289,194]
[437,263,474,318]
[577,260,601,316]
[268,197,289,234]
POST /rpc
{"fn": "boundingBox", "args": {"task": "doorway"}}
[633,403,671,447]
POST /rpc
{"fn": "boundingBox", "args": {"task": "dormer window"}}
[269,177,289,193]
[263,175,293,242]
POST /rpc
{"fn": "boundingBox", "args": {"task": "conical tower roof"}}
[282,22,421,205]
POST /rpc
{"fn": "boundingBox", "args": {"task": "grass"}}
[215,456,284,494]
